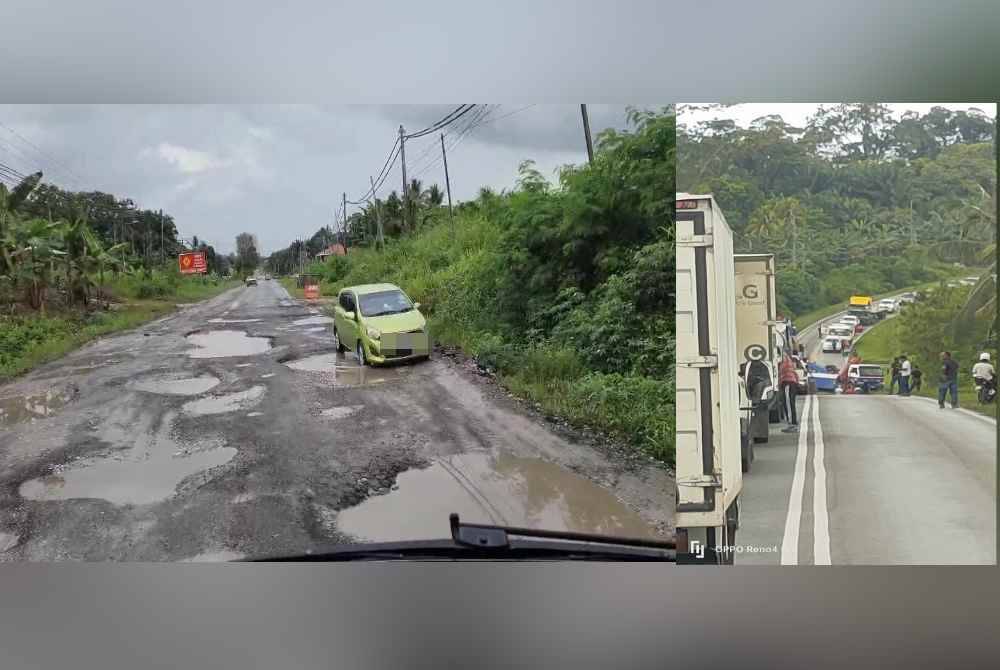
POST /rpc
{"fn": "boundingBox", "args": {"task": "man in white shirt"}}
[972,353,995,382]
[899,354,911,396]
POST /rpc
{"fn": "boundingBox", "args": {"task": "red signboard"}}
[304,284,320,300]
[178,251,207,274]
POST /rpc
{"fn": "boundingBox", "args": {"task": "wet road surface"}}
[0,280,673,561]
[737,311,996,565]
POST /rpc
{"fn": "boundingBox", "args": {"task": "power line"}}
[347,138,401,204]
[404,104,476,139]
[408,106,491,178]
[410,105,496,180]
[0,121,87,189]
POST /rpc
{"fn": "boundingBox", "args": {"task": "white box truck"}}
[734,254,783,445]
[675,194,743,564]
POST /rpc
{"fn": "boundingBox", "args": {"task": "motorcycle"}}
[974,376,997,404]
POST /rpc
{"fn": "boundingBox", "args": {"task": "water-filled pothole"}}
[335,452,659,542]
[182,386,267,416]
[0,387,78,426]
[283,352,410,387]
[186,330,272,358]
[129,374,221,396]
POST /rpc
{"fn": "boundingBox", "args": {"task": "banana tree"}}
[10,217,66,311]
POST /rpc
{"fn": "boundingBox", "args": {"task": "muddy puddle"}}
[283,353,411,387]
[292,316,334,326]
[18,411,236,506]
[130,374,221,396]
[0,388,77,426]
[320,405,362,419]
[208,318,262,324]
[186,330,271,358]
[336,452,659,542]
[182,386,266,416]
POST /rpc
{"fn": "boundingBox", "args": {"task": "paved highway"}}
[736,307,996,565]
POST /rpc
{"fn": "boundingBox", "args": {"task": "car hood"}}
[363,310,426,333]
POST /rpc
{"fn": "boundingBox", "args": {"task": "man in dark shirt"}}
[938,351,959,409]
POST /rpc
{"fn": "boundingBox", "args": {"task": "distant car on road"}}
[877,298,897,313]
[846,363,885,393]
[826,325,854,343]
[898,292,917,303]
[823,336,847,353]
[265,274,272,281]
[333,283,431,366]
[245,276,258,286]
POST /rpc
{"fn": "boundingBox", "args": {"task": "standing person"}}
[910,363,923,393]
[938,351,959,409]
[898,354,911,396]
[889,357,901,394]
[779,353,800,433]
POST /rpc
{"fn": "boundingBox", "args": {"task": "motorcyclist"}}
[972,352,996,401]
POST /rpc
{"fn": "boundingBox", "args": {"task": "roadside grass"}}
[855,314,997,418]
[0,278,238,382]
[795,268,984,332]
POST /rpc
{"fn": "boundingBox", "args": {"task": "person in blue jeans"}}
[938,351,959,408]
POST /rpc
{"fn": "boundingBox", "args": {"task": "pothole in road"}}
[208,318,262,324]
[335,452,660,543]
[129,374,221,396]
[320,405,363,419]
[0,387,78,426]
[292,316,334,326]
[185,330,272,358]
[18,411,236,506]
[182,386,267,416]
[283,352,411,387]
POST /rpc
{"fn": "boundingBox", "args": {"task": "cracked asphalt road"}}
[0,280,674,561]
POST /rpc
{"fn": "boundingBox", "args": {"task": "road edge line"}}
[812,396,831,565]
[780,394,812,566]
[905,394,997,425]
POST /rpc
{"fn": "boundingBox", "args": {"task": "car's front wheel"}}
[334,326,346,353]
[356,340,368,367]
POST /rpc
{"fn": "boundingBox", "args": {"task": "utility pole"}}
[441,132,454,227]
[371,175,385,250]
[791,207,798,266]
[159,209,164,265]
[399,125,409,229]
[342,192,349,254]
[580,104,594,164]
[909,199,915,245]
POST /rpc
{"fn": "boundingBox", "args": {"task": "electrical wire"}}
[0,121,86,188]
[403,104,476,139]
[407,106,491,178]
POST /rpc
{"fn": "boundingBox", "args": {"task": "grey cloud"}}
[0,104,657,255]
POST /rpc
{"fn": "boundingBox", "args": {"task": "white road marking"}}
[812,396,831,565]
[780,394,812,565]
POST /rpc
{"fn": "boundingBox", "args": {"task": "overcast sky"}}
[0,104,661,254]
[679,102,996,129]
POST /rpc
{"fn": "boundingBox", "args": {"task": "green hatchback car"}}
[333,283,431,365]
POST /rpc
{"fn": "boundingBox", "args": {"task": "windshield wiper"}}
[242,514,676,562]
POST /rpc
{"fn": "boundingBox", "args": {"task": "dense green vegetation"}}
[678,104,995,318]
[679,103,996,362]
[0,174,237,379]
[273,108,676,464]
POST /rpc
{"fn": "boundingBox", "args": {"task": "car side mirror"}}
[344,312,355,321]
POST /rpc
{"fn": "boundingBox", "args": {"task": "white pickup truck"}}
[675,193,743,564]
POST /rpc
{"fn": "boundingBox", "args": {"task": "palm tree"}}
[426,184,444,207]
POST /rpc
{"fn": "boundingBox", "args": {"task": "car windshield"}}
[859,366,882,377]
[358,290,413,317]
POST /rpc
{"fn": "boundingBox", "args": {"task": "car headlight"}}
[366,327,381,340]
